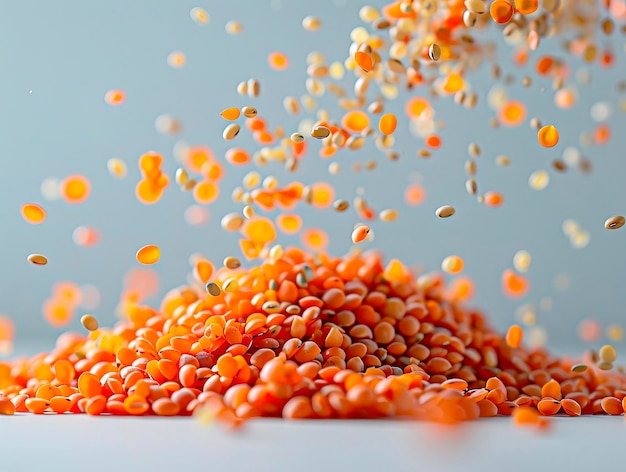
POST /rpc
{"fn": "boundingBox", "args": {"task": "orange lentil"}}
[72,225,100,247]
[104,89,125,105]
[537,125,559,148]
[294,341,322,363]
[447,277,475,302]
[21,203,46,224]
[268,52,289,71]
[506,325,523,349]
[61,175,91,204]
[427,357,452,374]
[537,398,561,416]
[242,217,277,246]
[527,30,539,51]
[502,270,529,298]
[220,107,240,121]
[85,395,107,416]
[354,51,374,72]
[490,0,514,23]
[378,113,397,135]
[594,123,611,145]
[561,398,581,416]
[167,51,186,68]
[425,134,442,149]
[601,397,623,415]
[276,214,302,235]
[78,372,102,398]
[310,182,335,209]
[25,398,49,414]
[193,260,214,284]
[499,101,526,127]
[351,225,370,244]
[193,180,219,204]
[152,397,180,416]
[225,148,250,166]
[477,399,498,417]
[541,379,562,400]
[136,245,161,265]
[341,110,370,133]
[515,0,538,14]
[49,396,73,414]
[483,191,504,208]
[441,73,464,94]
[10,394,28,413]
[42,300,73,327]
[405,97,430,119]
[216,354,239,378]
[135,179,163,204]
[283,396,314,419]
[554,88,577,109]
[301,228,329,251]
[0,396,16,415]
[404,183,425,206]
[441,255,463,274]
[513,406,541,425]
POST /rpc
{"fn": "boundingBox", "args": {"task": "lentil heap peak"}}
[2,0,626,426]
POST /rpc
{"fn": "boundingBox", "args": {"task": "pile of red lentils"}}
[1,0,626,426]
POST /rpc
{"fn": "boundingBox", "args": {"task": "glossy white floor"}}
[1,415,623,472]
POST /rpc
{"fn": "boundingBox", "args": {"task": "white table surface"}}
[1,414,622,472]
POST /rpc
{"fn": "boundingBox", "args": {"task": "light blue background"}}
[0,0,625,355]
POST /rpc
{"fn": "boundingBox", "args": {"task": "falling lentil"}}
[223,123,241,140]
[605,215,625,230]
[242,106,257,118]
[80,314,99,332]
[428,44,441,61]
[436,205,455,218]
[136,245,161,265]
[538,125,560,148]
[21,203,46,224]
[225,20,243,34]
[302,16,321,31]
[223,256,241,270]
[27,254,48,266]
[351,225,370,244]
[290,133,304,143]
[599,345,618,364]
[378,113,398,135]
[513,250,532,273]
[379,209,398,222]
[220,107,240,121]
[506,325,524,348]
[107,158,128,178]
[205,281,221,296]
[441,255,464,274]
[310,126,331,139]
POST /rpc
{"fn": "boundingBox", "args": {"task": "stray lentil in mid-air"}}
[605,215,625,230]
[80,314,99,332]
[435,205,455,218]
[27,254,48,266]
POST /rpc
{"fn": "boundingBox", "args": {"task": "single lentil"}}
[27,254,48,266]
[605,215,625,230]
[435,205,455,218]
